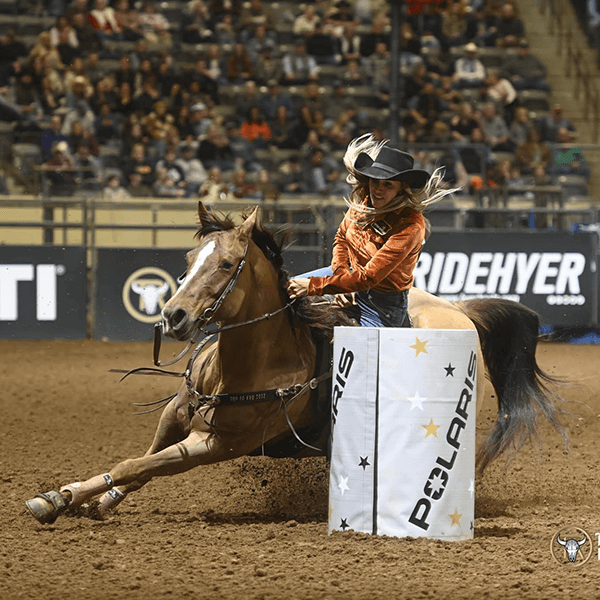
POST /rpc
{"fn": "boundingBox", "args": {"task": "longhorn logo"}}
[550,526,593,567]
[122,267,177,323]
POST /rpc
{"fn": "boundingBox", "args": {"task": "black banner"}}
[0,246,87,339]
[414,231,598,326]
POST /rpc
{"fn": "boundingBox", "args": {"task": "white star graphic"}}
[468,479,475,498]
[429,472,446,495]
[407,391,426,411]
[338,475,350,496]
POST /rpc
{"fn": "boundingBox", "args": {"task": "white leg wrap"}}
[60,473,114,508]
[97,488,126,515]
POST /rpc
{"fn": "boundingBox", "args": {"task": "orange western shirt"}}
[307,204,426,296]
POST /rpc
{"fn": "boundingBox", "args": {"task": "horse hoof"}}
[25,490,68,525]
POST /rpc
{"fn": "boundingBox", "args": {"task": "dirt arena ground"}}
[2,339,600,599]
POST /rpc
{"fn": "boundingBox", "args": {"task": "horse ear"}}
[197,201,212,228]
[238,206,259,239]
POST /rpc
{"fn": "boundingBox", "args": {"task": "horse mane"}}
[195,209,353,338]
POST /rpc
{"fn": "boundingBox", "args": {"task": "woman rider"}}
[287,134,459,327]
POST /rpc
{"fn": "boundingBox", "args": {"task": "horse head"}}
[161,203,259,340]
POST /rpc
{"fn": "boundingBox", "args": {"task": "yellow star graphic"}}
[410,337,429,357]
[449,508,462,527]
[422,418,440,438]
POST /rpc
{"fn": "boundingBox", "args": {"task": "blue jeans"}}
[297,267,409,328]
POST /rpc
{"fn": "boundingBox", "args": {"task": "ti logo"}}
[550,526,593,567]
[554,148,582,164]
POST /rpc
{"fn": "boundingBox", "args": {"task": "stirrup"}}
[25,490,68,525]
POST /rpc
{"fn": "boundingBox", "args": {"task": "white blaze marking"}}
[170,240,216,302]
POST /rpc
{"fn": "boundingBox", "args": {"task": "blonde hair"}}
[342,134,461,226]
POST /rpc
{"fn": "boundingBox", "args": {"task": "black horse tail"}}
[457,298,568,474]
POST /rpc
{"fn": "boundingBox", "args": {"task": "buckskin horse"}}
[25,203,566,525]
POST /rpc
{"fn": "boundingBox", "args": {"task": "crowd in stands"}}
[0,0,587,202]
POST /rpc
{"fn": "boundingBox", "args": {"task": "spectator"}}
[408,81,447,142]
[260,79,295,123]
[70,12,101,56]
[509,106,533,147]
[114,0,144,41]
[360,15,390,58]
[324,80,359,128]
[86,51,106,86]
[279,154,306,193]
[173,105,195,142]
[255,168,279,201]
[68,120,99,156]
[0,30,27,67]
[56,28,80,67]
[302,146,342,195]
[238,0,275,42]
[502,40,551,92]
[91,76,119,114]
[458,127,492,175]
[29,32,64,71]
[123,142,156,187]
[550,127,591,178]
[495,1,525,48]
[175,143,208,196]
[282,39,319,85]
[294,4,321,37]
[63,60,91,98]
[62,99,95,136]
[138,2,172,47]
[516,127,551,173]
[133,76,161,114]
[229,166,259,199]
[484,69,517,115]
[50,16,79,50]
[325,0,361,31]
[537,104,576,143]
[450,102,479,144]
[205,44,226,86]
[247,24,277,64]
[341,59,366,86]
[94,102,122,145]
[88,0,122,38]
[142,100,175,155]
[103,174,131,200]
[39,74,61,116]
[155,146,187,188]
[437,76,462,112]
[240,106,271,148]
[189,59,219,105]
[153,165,185,197]
[42,114,68,161]
[226,121,263,171]
[269,104,298,149]
[441,1,468,49]
[197,124,235,170]
[235,80,261,122]
[73,144,103,191]
[226,43,255,84]
[305,22,338,66]
[479,101,514,151]
[42,140,76,196]
[188,102,213,139]
[367,41,390,91]
[127,171,153,197]
[181,0,215,44]
[337,24,362,65]
[254,45,283,85]
[453,42,486,89]
[198,165,231,201]
[114,54,136,89]
[115,81,135,116]
[214,13,237,45]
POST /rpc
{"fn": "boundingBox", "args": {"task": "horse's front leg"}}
[25,426,259,525]
[95,388,193,515]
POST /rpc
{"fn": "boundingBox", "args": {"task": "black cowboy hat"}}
[354,145,430,189]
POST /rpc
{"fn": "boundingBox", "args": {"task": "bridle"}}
[118,234,330,453]
[152,238,295,369]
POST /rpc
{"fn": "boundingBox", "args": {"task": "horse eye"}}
[177,271,187,284]
[220,260,234,270]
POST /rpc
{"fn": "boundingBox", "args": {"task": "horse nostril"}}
[171,308,188,331]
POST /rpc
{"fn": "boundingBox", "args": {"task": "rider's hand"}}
[287,278,310,299]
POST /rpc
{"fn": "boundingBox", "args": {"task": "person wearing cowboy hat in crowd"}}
[287,134,459,327]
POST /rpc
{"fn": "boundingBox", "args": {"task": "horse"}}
[25,203,566,525]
